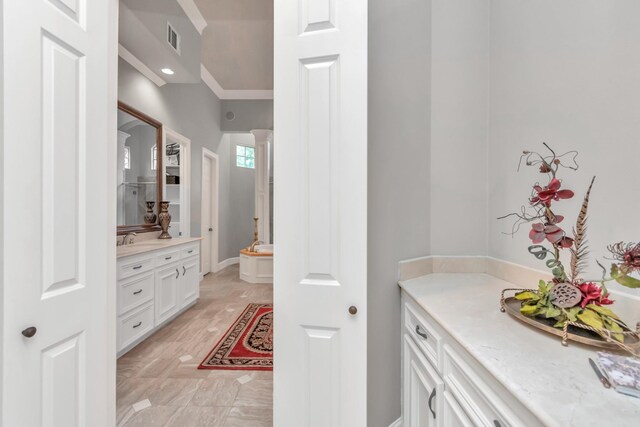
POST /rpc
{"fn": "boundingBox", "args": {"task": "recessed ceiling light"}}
[161,68,174,75]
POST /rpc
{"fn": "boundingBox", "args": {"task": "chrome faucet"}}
[122,232,137,246]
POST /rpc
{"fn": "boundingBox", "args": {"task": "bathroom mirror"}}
[117,101,163,235]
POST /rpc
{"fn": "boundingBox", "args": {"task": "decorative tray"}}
[503,296,640,351]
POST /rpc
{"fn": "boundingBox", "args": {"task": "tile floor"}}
[117,265,273,426]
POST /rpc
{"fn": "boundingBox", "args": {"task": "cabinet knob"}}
[22,326,37,338]
[348,306,358,315]
[208,227,213,232]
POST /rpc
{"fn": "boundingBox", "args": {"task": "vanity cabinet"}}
[117,241,200,356]
[402,292,539,427]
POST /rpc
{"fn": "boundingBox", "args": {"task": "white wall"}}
[430,0,490,255]
[488,0,640,298]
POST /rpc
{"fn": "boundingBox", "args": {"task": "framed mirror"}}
[117,101,163,235]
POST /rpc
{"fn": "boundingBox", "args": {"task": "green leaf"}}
[565,307,581,322]
[515,291,540,301]
[611,265,640,288]
[552,267,564,279]
[520,304,539,316]
[586,304,620,320]
[543,307,562,318]
[577,308,604,330]
[554,319,567,328]
[603,317,625,343]
[538,280,552,294]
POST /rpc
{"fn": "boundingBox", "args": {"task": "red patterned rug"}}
[198,303,273,371]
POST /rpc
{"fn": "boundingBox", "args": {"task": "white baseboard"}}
[388,417,402,427]
[217,257,239,271]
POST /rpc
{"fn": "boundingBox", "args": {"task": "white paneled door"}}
[1,0,115,425]
[274,0,368,426]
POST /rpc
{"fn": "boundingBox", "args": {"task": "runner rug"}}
[198,303,273,371]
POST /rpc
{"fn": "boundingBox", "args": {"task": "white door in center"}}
[1,0,116,425]
[274,1,368,426]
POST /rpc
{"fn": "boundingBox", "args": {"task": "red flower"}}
[530,178,574,207]
[608,242,640,274]
[529,220,574,248]
[578,282,614,308]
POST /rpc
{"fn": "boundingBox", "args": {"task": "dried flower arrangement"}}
[499,143,640,353]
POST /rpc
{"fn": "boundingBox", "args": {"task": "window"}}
[124,146,130,170]
[151,146,157,170]
[236,145,255,169]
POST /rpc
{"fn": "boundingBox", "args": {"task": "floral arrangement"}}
[500,144,640,343]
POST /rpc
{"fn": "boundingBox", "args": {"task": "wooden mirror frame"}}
[117,101,163,235]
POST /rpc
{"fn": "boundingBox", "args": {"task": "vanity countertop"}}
[399,273,640,427]
[117,237,202,259]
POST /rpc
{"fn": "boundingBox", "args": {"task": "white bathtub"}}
[239,246,273,284]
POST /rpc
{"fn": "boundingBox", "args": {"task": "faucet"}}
[122,232,137,246]
[249,240,263,252]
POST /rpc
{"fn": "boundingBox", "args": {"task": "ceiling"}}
[195,0,274,91]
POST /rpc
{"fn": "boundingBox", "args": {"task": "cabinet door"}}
[155,263,180,325]
[180,256,200,307]
[442,391,474,427]
[404,334,444,427]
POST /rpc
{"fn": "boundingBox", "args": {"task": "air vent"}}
[167,22,180,54]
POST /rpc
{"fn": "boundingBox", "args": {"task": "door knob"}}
[208,227,213,232]
[348,306,358,315]
[22,326,37,338]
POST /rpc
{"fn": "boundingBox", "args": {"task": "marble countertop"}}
[116,237,202,259]
[399,273,640,427]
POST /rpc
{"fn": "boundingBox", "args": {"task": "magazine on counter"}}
[597,352,640,398]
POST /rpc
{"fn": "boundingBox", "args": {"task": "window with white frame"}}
[124,146,131,170]
[236,145,255,169]
[151,145,157,170]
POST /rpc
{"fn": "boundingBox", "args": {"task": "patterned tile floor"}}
[117,265,273,426]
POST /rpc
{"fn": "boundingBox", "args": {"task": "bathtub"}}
[239,245,273,284]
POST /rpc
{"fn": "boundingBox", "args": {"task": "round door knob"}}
[348,306,358,315]
[208,227,213,231]
[22,326,37,338]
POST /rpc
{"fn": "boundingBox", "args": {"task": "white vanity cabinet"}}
[401,292,540,427]
[117,240,200,356]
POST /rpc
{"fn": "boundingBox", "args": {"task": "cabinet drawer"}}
[443,344,518,427]
[118,272,154,315]
[155,250,181,268]
[181,245,199,258]
[404,299,441,369]
[118,302,154,351]
[118,256,154,280]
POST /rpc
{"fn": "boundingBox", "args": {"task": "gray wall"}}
[118,58,222,241]
[221,99,273,132]
[368,1,432,425]
[217,133,257,260]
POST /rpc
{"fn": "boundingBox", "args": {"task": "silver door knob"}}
[348,306,357,315]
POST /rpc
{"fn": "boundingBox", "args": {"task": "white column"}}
[251,129,273,244]
[117,131,130,225]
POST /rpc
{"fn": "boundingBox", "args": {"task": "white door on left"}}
[1,0,116,425]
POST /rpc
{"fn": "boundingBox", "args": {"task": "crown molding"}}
[118,44,166,87]
[200,64,274,100]
[176,0,207,35]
